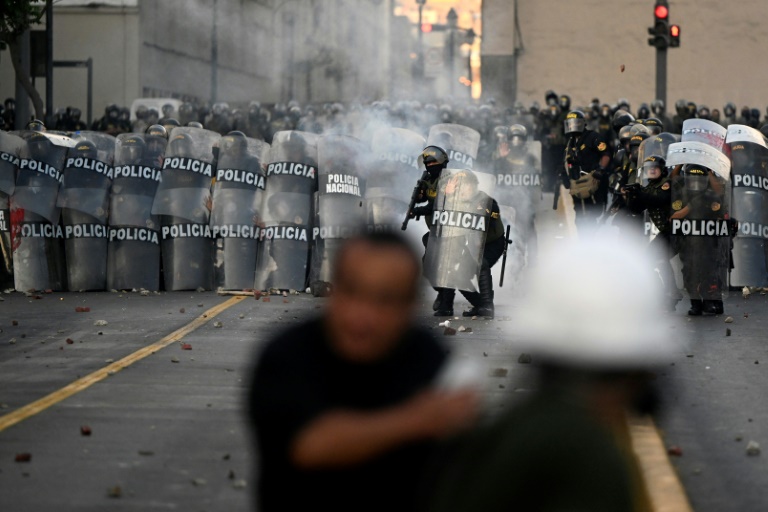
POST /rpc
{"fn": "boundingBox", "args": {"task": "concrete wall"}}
[0,5,139,124]
[483,0,768,112]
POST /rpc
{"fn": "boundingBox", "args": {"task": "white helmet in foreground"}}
[511,235,680,369]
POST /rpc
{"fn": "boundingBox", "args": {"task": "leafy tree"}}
[1,1,47,121]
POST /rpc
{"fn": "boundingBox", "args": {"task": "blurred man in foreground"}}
[249,231,478,512]
[429,235,677,512]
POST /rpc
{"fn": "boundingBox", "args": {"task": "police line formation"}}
[1,94,767,319]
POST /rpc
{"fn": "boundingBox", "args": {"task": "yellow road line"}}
[0,296,244,433]
[630,416,694,512]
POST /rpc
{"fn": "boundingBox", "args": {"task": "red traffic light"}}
[655,5,669,19]
[421,23,433,33]
[670,24,680,37]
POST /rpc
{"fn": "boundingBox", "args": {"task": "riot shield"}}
[681,119,727,152]
[670,142,731,303]
[160,216,214,291]
[310,134,368,286]
[57,132,115,222]
[56,133,115,291]
[423,169,490,292]
[0,130,25,196]
[11,210,67,292]
[254,131,318,291]
[490,141,542,277]
[211,134,269,290]
[366,127,425,229]
[107,132,167,290]
[151,127,220,223]
[637,133,680,182]
[12,131,74,225]
[427,124,481,170]
[726,125,768,287]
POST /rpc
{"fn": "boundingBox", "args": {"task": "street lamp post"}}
[416,0,426,81]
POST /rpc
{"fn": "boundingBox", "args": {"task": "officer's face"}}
[326,241,418,363]
[644,163,662,180]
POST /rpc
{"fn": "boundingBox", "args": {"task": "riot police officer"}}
[561,110,611,231]
[422,170,504,318]
[624,155,680,310]
[670,164,728,315]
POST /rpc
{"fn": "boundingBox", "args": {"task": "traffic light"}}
[669,24,681,47]
[648,0,670,49]
[421,23,433,33]
[420,23,447,33]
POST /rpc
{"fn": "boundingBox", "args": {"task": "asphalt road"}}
[0,195,766,511]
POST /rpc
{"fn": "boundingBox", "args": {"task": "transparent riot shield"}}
[254,131,318,291]
[427,123,481,170]
[151,127,220,223]
[727,125,768,287]
[424,169,490,292]
[669,142,732,303]
[366,127,425,229]
[57,133,116,290]
[107,132,167,290]
[0,130,25,196]
[681,119,727,152]
[211,135,269,290]
[310,134,368,287]
[12,131,74,225]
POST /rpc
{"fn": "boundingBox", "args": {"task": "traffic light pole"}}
[656,47,667,106]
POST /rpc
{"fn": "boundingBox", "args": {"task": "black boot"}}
[476,268,495,318]
[434,289,455,317]
[688,299,703,316]
[432,291,442,311]
[703,300,719,315]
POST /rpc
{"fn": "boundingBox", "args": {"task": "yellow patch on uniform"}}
[597,142,607,152]
[661,182,670,190]
[580,144,586,150]
[672,200,683,211]
[427,190,437,198]
[491,212,500,219]
[712,202,721,212]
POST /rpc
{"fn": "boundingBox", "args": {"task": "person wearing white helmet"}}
[429,235,679,512]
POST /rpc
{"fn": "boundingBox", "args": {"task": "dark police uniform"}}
[562,129,611,226]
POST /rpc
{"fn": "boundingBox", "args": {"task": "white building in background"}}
[0,0,397,124]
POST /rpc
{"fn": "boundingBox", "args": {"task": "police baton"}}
[498,224,514,288]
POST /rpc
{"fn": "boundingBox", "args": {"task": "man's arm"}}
[291,389,477,469]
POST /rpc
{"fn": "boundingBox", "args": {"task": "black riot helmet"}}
[163,118,181,130]
[617,98,631,112]
[221,130,248,153]
[508,124,528,147]
[685,101,697,117]
[675,99,687,116]
[629,133,649,148]
[759,124,768,140]
[136,104,148,120]
[697,105,711,120]
[162,103,174,117]
[711,109,721,124]
[644,117,664,135]
[146,124,168,139]
[545,90,558,106]
[724,102,736,118]
[170,132,194,156]
[612,109,635,132]
[637,103,650,120]
[26,119,46,132]
[27,132,51,159]
[642,155,667,179]
[563,110,586,136]
[420,145,449,178]
[73,140,98,160]
[107,104,119,119]
[559,95,571,111]
[618,125,633,147]
[121,135,145,163]
[187,121,204,129]
[682,164,711,192]
[600,103,612,119]
[651,99,665,116]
